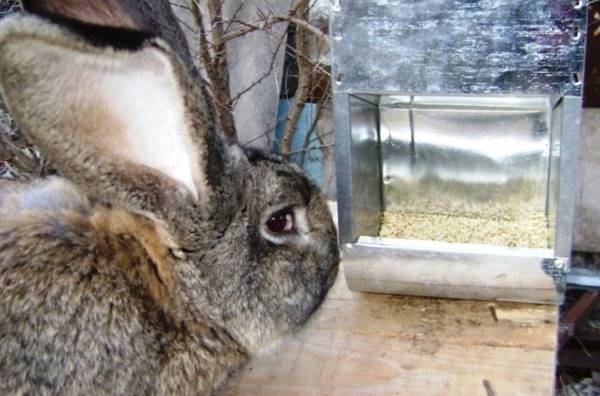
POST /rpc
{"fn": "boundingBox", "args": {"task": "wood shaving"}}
[380,210,549,248]
[380,178,550,248]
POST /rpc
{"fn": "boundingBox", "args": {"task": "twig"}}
[242,128,274,146]
[280,0,310,156]
[174,15,198,34]
[189,0,237,141]
[169,1,192,11]
[228,28,287,106]
[219,0,328,45]
[190,1,217,83]
[300,79,330,165]
[488,305,499,323]
[224,1,245,34]
[207,0,237,141]
[573,335,593,358]
[221,15,329,45]
[299,36,332,164]
[483,380,496,396]
[186,0,330,146]
[208,0,227,85]
[287,143,334,156]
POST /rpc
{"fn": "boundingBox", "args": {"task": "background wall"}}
[171,0,292,151]
[574,109,600,252]
[574,2,600,253]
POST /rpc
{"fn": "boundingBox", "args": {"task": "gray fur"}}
[0,3,339,395]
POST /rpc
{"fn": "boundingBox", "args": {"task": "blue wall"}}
[274,99,325,187]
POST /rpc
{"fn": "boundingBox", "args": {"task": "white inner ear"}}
[97,48,199,198]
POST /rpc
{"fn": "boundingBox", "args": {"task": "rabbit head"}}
[0,2,339,354]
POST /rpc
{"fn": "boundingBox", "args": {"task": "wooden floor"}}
[220,267,558,396]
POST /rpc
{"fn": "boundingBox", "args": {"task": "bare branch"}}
[190,2,215,79]
[287,143,334,156]
[289,0,307,17]
[207,0,237,140]
[280,0,311,155]
[300,77,330,165]
[187,0,331,146]
[224,1,245,34]
[208,0,228,81]
[221,14,329,45]
[228,29,287,106]
[189,0,237,141]
[169,1,193,11]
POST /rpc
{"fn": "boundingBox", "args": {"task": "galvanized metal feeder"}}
[332,0,587,304]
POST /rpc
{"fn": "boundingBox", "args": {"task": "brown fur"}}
[89,207,176,312]
[0,3,339,394]
[0,179,249,394]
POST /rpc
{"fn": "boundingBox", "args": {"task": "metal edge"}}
[354,236,555,258]
[567,272,600,289]
[333,92,354,244]
[555,96,583,258]
[343,242,561,304]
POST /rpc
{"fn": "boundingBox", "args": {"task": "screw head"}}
[554,258,567,270]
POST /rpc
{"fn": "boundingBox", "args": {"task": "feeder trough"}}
[332,0,587,304]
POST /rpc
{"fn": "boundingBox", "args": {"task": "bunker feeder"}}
[332,0,587,304]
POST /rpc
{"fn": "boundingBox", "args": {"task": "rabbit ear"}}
[22,0,152,31]
[0,15,227,221]
[22,0,197,70]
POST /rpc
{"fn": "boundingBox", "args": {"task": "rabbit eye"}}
[266,207,295,233]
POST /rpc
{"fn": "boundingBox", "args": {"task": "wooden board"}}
[220,266,558,396]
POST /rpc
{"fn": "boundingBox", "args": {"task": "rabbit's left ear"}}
[21,0,152,32]
[0,15,226,219]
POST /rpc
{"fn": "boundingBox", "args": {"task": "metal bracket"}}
[543,257,570,292]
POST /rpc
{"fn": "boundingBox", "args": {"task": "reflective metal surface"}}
[568,252,600,288]
[331,0,586,96]
[380,96,551,234]
[547,99,563,249]
[553,96,582,257]
[332,0,588,300]
[335,93,383,243]
[343,237,561,304]
[333,92,354,244]
[349,95,382,238]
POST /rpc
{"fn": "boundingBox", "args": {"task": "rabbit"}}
[0,1,339,394]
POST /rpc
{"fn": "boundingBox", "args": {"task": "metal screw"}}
[554,258,567,270]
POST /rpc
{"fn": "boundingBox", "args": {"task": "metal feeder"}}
[332,0,587,304]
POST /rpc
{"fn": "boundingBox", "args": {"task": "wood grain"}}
[220,266,558,396]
